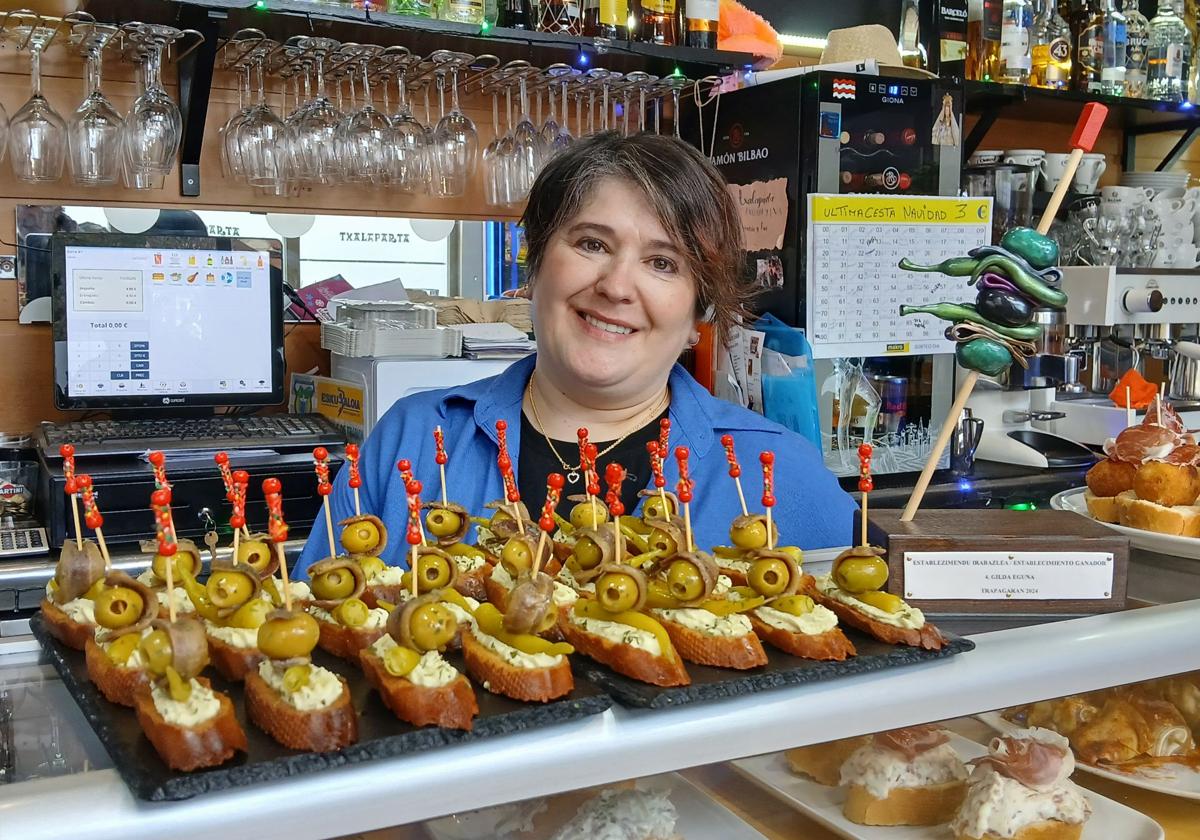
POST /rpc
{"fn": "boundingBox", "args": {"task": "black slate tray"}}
[31,614,612,801]
[571,626,975,709]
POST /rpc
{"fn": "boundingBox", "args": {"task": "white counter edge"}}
[2,600,1197,840]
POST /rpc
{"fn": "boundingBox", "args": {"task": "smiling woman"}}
[295,132,857,579]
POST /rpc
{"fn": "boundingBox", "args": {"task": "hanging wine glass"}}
[67,24,123,187]
[123,24,183,176]
[387,69,427,194]
[431,60,477,198]
[10,26,66,183]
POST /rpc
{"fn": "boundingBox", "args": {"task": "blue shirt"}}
[296,354,857,578]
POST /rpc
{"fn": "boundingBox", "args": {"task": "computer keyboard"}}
[38,414,345,458]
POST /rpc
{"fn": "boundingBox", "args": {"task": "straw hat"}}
[820,24,939,79]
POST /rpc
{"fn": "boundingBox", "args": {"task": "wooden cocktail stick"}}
[902,102,1110,523]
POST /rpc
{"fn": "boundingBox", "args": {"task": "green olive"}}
[334,597,370,628]
[282,664,311,692]
[642,496,675,521]
[748,558,791,598]
[772,594,815,616]
[730,520,769,550]
[409,603,456,652]
[500,538,533,577]
[834,557,889,594]
[341,520,381,554]
[227,597,273,630]
[207,570,255,609]
[569,501,609,530]
[151,552,191,583]
[93,586,145,630]
[140,628,174,676]
[358,556,386,579]
[237,540,273,574]
[106,633,142,665]
[417,553,454,590]
[667,559,706,602]
[572,536,604,570]
[425,508,463,538]
[311,567,358,601]
[384,645,421,677]
[648,528,679,556]
[597,572,641,613]
[257,611,320,660]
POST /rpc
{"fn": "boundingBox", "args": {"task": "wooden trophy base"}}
[858,509,1129,616]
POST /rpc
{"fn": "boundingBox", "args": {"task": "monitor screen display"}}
[51,233,285,410]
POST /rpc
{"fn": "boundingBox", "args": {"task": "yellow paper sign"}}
[810,196,992,226]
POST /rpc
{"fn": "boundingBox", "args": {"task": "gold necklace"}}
[526,371,669,486]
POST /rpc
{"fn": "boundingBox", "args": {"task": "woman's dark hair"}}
[520,131,752,340]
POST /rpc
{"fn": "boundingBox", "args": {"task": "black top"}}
[518,408,669,520]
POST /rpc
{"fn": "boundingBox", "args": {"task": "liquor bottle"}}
[439,0,484,24]
[968,0,984,79]
[1100,0,1128,95]
[1148,0,1192,100]
[999,0,1034,83]
[637,0,677,45]
[981,0,1005,79]
[899,0,928,69]
[501,0,534,27]
[1075,0,1104,91]
[1032,0,1073,88]
[1124,0,1151,96]
[685,0,719,48]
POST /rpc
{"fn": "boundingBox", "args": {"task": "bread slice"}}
[460,627,574,702]
[957,820,1084,840]
[132,677,247,771]
[360,648,479,729]
[40,599,97,651]
[85,637,149,707]
[314,615,387,663]
[655,615,767,670]
[1083,489,1122,523]
[843,779,966,826]
[244,669,357,751]
[207,634,265,682]
[785,736,870,785]
[1118,496,1200,537]
[748,614,857,661]
[558,615,690,687]
[803,581,946,650]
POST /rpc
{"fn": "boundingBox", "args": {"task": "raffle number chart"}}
[806,195,992,359]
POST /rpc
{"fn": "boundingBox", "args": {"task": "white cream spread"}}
[257,660,343,711]
[151,678,220,725]
[59,597,96,625]
[489,563,517,591]
[568,613,662,656]
[841,740,967,798]
[306,604,388,629]
[205,622,260,649]
[951,729,1090,838]
[156,587,196,614]
[816,575,925,629]
[552,581,579,607]
[367,635,459,688]
[469,625,563,669]
[754,603,838,635]
[653,607,752,637]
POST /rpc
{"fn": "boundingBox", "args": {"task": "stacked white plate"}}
[1121,170,1190,193]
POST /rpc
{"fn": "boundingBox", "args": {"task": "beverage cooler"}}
[683,71,963,478]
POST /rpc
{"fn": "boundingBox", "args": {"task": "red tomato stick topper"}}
[405,478,424,598]
[151,487,180,621]
[858,443,874,549]
[760,451,776,550]
[721,434,749,517]
[535,473,565,575]
[262,477,294,611]
[496,419,523,528]
[675,446,695,551]
[59,444,83,549]
[313,447,336,558]
[77,474,111,566]
[345,443,362,516]
[605,462,626,563]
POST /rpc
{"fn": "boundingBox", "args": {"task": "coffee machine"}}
[967,306,1096,469]
[1037,266,1200,445]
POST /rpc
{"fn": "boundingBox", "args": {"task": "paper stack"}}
[458,322,536,360]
